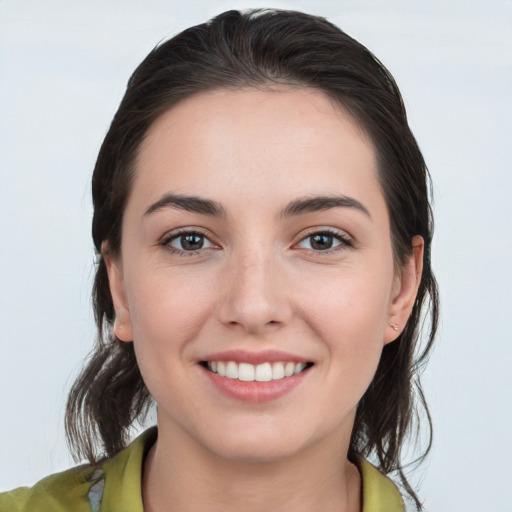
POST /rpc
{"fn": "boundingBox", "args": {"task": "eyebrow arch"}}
[280,195,371,218]
[144,193,226,217]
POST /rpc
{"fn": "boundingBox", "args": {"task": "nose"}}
[216,246,292,334]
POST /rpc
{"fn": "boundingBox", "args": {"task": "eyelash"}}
[160,228,353,256]
[161,229,218,256]
[294,228,353,255]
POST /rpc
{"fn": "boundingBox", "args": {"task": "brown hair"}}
[66,9,438,509]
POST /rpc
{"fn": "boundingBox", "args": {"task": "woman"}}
[0,8,438,512]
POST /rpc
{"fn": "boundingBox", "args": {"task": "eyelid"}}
[160,227,220,254]
[293,227,354,253]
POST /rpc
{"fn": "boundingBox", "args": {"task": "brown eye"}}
[296,230,350,252]
[180,234,204,250]
[167,232,214,252]
[310,233,334,250]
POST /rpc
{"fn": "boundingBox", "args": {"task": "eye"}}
[296,230,351,252]
[164,231,216,253]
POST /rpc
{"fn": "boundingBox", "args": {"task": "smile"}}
[205,361,312,382]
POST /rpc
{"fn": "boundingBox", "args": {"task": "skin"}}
[105,87,423,512]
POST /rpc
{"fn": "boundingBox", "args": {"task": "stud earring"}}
[389,322,399,331]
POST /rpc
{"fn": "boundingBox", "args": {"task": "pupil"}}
[311,233,333,250]
[182,234,203,250]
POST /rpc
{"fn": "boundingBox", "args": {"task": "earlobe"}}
[384,235,424,344]
[102,243,133,343]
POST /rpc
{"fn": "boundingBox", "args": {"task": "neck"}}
[142,420,361,512]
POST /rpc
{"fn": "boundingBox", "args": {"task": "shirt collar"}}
[100,428,404,512]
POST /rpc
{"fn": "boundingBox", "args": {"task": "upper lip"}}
[200,349,311,365]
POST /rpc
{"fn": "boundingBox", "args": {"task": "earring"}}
[389,322,399,331]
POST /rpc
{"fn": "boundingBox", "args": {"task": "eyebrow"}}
[144,193,226,217]
[143,192,370,219]
[280,195,371,218]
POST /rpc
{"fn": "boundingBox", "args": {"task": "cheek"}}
[296,267,392,380]
[127,264,213,333]
[123,277,215,418]
[124,270,215,377]
[301,269,392,336]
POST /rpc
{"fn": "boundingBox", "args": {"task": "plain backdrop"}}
[1,1,511,510]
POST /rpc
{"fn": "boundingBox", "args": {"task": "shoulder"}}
[0,428,156,512]
[0,463,97,512]
[0,487,30,512]
[357,458,405,512]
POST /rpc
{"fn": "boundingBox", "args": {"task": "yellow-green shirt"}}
[0,428,404,511]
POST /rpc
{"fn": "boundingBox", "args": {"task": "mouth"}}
[200,360,314,382]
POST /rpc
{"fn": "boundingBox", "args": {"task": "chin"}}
[198,421,322,464]
[213,439,304,464]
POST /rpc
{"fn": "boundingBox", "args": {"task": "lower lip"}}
[201,366,310,403]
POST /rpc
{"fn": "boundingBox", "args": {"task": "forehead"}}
[132,87,382,216]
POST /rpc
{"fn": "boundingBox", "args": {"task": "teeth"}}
[284,362,295,377]
[255,362,272,382]
[206,361,309,381]
[239,363,255,381]
[272,362,285,379]
[226,361,238,379]
[294,363,306,375]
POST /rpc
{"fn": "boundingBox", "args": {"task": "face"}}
[106,87,422,464]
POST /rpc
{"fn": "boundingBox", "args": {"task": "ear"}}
[102,242,133,343]
[384,235,424,344]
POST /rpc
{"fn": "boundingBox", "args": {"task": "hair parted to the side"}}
[65,9,438,509]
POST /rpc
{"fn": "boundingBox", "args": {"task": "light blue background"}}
[1,1,511,510]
